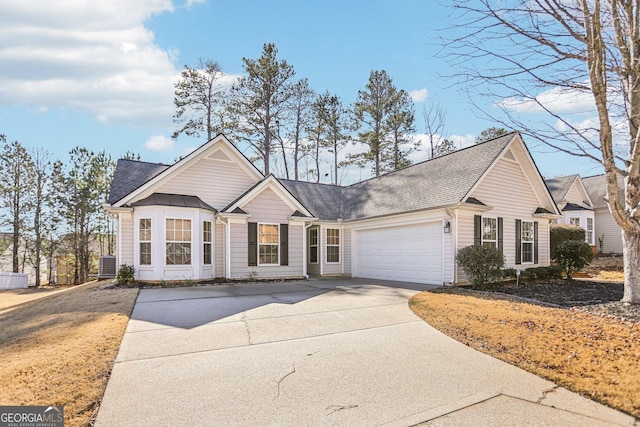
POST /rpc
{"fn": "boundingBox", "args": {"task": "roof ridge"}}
[346,131,517,189]
[117,158,170,167]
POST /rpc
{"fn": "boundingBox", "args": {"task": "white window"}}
[166,219,192,265]
[309,228,318,264]
[522,221,534,264]
[259,224,279,265]
[586,217,594,245]
[482,217,497,249]
[326,228,340,263]
[203,221,212,265]
[139,218,151,265]
[570,217,580,227]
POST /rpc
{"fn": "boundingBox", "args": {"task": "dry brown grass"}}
[409,291,640,418]
[0,282,138,427]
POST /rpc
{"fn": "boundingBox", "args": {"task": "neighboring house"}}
[103,132,560,285]
[545,174,625,254]
[583,174,624,254]
[545,174,596,247]
[0,233,48,286]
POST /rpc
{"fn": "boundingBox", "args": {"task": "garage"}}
[353,222,443,285]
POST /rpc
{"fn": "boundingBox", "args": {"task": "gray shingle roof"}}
[282,132,516,220]
[108,159,169,205]
[582,174,624,209]
[279,180,344,220]
[131,193,216,211]
[544,174,579,203]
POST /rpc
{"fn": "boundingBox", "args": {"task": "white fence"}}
[0,272,28,289]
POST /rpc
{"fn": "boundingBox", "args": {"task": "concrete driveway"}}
[96,279,634,426]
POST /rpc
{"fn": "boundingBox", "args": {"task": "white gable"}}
[117,135,263,209]
[467,135,559,215]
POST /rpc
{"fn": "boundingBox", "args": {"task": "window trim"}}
[165,218,192,266]
[203,220,212,266]
[569,217,580,227]
[258,223,280,266]
[139,218,152,266]
[326,228,340,264]
[521,220,535,264]
[586,217,594,245]
[481,217,497,250]
[309,228,318,264]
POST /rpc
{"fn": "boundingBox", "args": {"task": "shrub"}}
[502,268,517,279]
[457,245,505,287]
[520,266,564,282]
[550,224,586,259]
[553,240,594,280]
[117,264,136,285]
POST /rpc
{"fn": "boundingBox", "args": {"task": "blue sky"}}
[0,0,604,182]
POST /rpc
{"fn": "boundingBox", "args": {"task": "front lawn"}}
[0,281,138,427]
[409,286,640,419]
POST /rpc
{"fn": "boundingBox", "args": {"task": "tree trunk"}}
[622,229,640,303]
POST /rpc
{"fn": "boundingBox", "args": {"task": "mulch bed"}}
[435,279,640,323]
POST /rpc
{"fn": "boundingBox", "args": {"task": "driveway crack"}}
[273,365,296,400]
[536,386,559,404]
[326,404,359,415]
[240,313,253,345]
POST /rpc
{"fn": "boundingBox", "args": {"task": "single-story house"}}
[545,173,624,254]
[582,174,624,254]
[545,174,596,247]
[103,132,560,285]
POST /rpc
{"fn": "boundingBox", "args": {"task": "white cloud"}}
[497,86,595,115]
[409,88,428,103]
[144,134,174,151]
[0,0,179,127]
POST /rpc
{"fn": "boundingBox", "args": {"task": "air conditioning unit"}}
[98,255,117,279]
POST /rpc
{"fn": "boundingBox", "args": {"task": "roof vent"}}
[98,255,117,279]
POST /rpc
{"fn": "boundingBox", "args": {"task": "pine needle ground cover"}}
[409,290,640,418]
[0,282,138,427]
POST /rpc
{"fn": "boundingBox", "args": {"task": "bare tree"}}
[318,92,352,184]
[447,0,640,303]
[26,148,53,286]
[173,59,225,141]
[423,103,448,159]
[0,136,33,273]
[285,78,315,181]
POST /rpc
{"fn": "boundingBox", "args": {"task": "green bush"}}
[553,240,594,280]
[520,266,564,282]
[502,268,517,279]
[550,224,586,259]
[117,264,136,285]
[457,245,505,287]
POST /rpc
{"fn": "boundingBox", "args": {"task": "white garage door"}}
[354,222,443,285]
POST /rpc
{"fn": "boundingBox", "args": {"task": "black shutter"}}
[498,217,503,254]
[515,219,522,265]
[280,224,288,266]
[534,221,539,264]
[248,222,257,266]
[474,215,482,246]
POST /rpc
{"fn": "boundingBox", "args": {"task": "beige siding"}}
[595,208,623,254]
[132,145,259,210]
[215,222,225,278]
[229,187,304,279]
[564,184,587,205]
[462,157,552,281]
[119,214,134,266]
[342,225,352,275]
